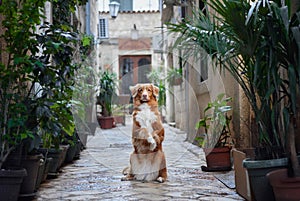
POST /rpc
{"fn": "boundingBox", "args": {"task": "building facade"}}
[95,0,162,95]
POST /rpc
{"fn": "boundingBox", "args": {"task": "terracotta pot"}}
[114,116,125,125]
[97,116,115,129]
[202,147,232,171]
[267,168,300,201]
[0,168,27,201]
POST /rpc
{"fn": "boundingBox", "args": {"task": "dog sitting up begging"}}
[121,83,167,183]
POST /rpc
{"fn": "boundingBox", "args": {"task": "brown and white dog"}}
[121,83,167,183]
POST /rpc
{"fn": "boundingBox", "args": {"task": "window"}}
[181,0,187,20]
[199,0,206,16]
[110,0,133,11]
[199,56,208,82]
[99,18,108,39]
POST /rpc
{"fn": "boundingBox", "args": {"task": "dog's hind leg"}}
[156,152,167,183]
[121,166,134,181]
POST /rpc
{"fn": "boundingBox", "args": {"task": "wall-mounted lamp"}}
[109,1,120,19]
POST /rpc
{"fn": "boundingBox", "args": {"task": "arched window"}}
[138,58,151,83]
[120,58,133,94]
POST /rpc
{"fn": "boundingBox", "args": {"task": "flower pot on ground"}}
[166,68,183,86]
[114,115,125,125]
[0,168,27,201]
[58,144,69,168]
[232,149,252,201]
[97,116,115,129]
[195,94,233,172]
[64,144,77,163]
[267,168,300,201]
[19,154,43,197]
[202,147,232,171]
[74,140,82,160]
[38,148,62,177]
[42,157,53,182]
[35,157,45,190]
[96,70,118,129]
[243,158,289,201]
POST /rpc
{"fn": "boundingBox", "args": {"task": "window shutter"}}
[99,18,108,39]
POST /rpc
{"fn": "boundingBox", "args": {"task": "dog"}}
[121,83,167,183]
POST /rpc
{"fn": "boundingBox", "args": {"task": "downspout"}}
[86,0,91,35]
[185,62,189,140]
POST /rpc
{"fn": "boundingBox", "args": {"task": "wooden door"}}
[119,55,151,94]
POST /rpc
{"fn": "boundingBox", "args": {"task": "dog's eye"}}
[138,88,142,92]
[148,88,152,92]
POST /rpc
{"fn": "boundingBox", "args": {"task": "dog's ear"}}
[130,84,139,98]
[152,84,159,98]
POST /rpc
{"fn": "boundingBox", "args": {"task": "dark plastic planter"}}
[243,158,288,201]
[0,168,27,201]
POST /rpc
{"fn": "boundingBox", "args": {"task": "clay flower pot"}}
[267,168,300,201]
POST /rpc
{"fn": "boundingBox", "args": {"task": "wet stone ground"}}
[34,118,245,201]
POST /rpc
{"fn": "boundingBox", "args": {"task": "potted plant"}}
[96,70,118,129]
[166,68,183,86]
[195,94,233,172]
[167,0,299,200]
[0,1,51,200]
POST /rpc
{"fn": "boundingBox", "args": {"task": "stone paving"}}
[34,117,245,201]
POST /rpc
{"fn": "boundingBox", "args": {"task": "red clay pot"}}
[267,168,300,201]
[203,147,232,171]
[97,116,115,129]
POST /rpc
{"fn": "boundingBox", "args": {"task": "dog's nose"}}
[143,94,148,99]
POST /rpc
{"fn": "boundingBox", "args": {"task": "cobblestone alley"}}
[34,117,244,201]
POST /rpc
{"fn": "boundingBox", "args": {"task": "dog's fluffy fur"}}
[121,83,167,183]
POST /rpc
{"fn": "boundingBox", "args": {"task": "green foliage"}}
[195,94,232,148]
[0,0,88,167]
[97,71,118,117]
[166,68,183,86]
[168,0,300,160]
[0,0,48,168]
[147,68,166,107]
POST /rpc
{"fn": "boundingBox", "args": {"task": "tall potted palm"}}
[96,70,117,129]
[167,0,299,200]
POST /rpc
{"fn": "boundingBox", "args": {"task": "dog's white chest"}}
[135,104,157,133]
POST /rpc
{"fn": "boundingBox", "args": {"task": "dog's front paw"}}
[150,142,157,151]
[156,177,165,183]
[121,175,134,181]
[147,137,157,151]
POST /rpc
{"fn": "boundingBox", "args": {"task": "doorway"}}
[119,55,151,94]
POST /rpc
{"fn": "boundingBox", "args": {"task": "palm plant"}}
[167,0,299,176]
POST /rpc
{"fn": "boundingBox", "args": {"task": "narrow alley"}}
[34,117,244,201]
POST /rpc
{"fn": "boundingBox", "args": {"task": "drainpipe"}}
[185,62,189,140]
[86,0,91,35]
